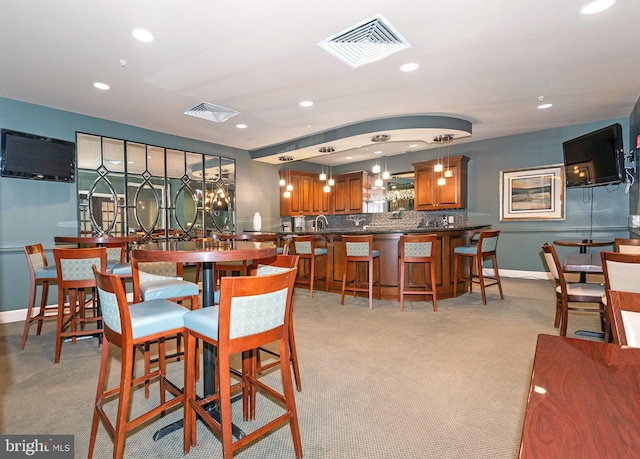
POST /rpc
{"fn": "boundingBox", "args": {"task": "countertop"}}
[247,225,489,236]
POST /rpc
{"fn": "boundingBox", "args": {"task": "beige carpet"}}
[0,277,605,458]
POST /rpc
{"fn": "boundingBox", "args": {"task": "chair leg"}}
[376,257,381,301]
[428,261,437,312]
[492,255,504,299]
[340,263,348,305]
[309,256,315,299]
[54,290,65,364]
[368,259,373,309]
[113,346,135,459]
[88,335,110,459]
[218,350,234,459]
[477,255,487,305]
[37,281,50,335]
[21,278,38,350]
[289,315,302,392]
[560,299,569,336]
[453,254,459,298]
[279,338,303,458]
[183,333,197,453]
[399,260,405,311]
[323,254,329,293]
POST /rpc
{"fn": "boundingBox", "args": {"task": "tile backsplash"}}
[284,209,467,232]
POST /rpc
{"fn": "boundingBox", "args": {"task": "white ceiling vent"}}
[318,14,411,69]
[184,102,239,123]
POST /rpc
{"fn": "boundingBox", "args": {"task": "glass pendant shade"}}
[375,178,383,187]
[438,177,446,186]
[434,163,443,173]
[328,178,335,186]
[319,172,327,181]
[444,169,453,178]
[283,190,291,198]
[279,178,286,186]
[323,184,331,192]
[286,183,293,191]
[382,170,390,180]
[372,164,381,174]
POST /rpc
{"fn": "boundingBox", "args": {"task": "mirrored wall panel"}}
[77,133,236,241]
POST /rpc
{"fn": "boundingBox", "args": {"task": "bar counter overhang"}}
[272,225,489,300]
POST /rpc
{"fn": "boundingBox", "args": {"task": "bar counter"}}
[271,226,489,300]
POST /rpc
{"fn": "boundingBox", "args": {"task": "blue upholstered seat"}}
[34,264,58,279]
[453,245,477,255]
[109,262,132,277]
[139,279,199,301]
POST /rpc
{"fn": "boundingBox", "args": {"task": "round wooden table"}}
[132,239,277,440]
[54,235,143,246]
[553,239,614,254]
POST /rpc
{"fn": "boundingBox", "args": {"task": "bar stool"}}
[21,243,58,350]
[292,235,328,298]
[89,266,189,459]
[182,268,302,459]
[250,254,302,393]
[52,247,107,364]
[341,234,381,309]
[453,229,504,305]
[398,234,438,312]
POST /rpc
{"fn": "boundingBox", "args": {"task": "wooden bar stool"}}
[21,243,58,350]
[341,234,381,309]
[398,234,438,312]
[292,235,328,298]
[183,268,302,459]
[89,266,189,459]
[52,247,107,363]
[453,229,504,305]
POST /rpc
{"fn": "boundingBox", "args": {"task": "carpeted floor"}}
[0,277,605,458]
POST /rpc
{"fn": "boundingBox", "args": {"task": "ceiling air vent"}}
[318,14,411,69]
[184,102,240,123]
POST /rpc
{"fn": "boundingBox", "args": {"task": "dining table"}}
[131,239,277,441]
[54,234,143,247]
[519,334,640,458]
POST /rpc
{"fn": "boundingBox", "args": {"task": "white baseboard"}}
[1,292,135,324]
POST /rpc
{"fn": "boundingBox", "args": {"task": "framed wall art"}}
[500,164,565,221]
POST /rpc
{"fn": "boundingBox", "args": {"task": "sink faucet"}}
[315,215,329,232]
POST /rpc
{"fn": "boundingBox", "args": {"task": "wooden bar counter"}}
[273,226,487,300]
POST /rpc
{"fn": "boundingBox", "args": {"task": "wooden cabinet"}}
[333,171,371,214]
[413,156,469,210]
[280,170,328,216]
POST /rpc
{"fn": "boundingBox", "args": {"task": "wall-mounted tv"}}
[562,123,624,188]
[0,129,76,182]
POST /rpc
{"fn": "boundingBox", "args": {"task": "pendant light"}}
[279,156,294,198]
[328,165,335,186]
[444,136,454,178]
[382,155,390,180]
[433,134,454,186]
[371,133,390,175]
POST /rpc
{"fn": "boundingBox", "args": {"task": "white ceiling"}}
[2,0,639,166]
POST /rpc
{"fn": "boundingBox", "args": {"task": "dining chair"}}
[182,267,302,459]
[292,235,328,298]
[130,252,199,396]
[398,233,438,312]
[453,229,504,305]
[541,243,606,337]
[605,289,640,347]
[341,234,381,309]
[52,247,107,364]
[250,254,302,393]
[21,243,58,350]
[600,251,640,338]
[88,266,189,459]
[614,237,640,254]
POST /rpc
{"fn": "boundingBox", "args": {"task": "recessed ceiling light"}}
[345,156,353,160]
[236,124,248,129]
[400,63,419,72]
[537,103,553,109]
[132,28,154,42]
[580,0,616,14]
[93,82,110,90]
[409,144,418,148]
[374,150,383,154]
[299,101,314,107]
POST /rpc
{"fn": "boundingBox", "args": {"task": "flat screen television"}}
[0,129,76,182]
[562,123,624,188]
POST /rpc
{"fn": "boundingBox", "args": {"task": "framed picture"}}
[500,164,565,221]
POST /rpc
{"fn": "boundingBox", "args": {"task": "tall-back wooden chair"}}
[292,235,328,298]
[88,266,189,459]
[182,268,301,459]
[398,233,438,311]
[341,234,381,309]
[541,243,605,337]
[52,247,107,363]
[606,290,640,347]
[21,243,58,350]
[614,237,640,254]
